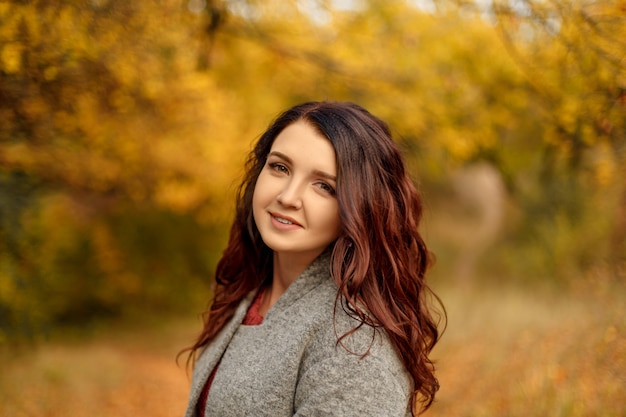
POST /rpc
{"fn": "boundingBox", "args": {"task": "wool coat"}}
[183,253,413,417]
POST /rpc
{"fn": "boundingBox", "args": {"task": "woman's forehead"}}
[269,121,337,174]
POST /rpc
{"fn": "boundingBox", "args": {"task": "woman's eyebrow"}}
[269,151,336,182]
[312,170,336,182]
[268,151,292,163]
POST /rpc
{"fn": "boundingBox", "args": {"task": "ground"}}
[1,280,624,417]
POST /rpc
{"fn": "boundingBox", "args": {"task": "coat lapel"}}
[183,291,255,417]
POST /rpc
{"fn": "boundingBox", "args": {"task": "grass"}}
[0,315,197,417]
[0,280,624,417]
[429,279,626,416]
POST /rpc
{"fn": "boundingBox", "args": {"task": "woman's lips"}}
[270,212,302,228]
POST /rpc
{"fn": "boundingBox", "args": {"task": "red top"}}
[241,287,266,326]
[196,288,266,417]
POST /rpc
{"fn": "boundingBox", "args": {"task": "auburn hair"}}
[182,101,444,415]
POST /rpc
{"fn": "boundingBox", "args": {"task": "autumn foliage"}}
[1,0,624,339]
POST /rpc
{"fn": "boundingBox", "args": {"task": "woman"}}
[182,101,444,417]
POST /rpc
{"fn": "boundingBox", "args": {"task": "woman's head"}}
[240,101,423,261]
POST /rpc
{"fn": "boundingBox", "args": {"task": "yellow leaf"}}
[1,42,22,73]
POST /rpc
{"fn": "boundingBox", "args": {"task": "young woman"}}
[182,101,444,417]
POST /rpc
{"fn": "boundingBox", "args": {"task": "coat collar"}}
[184,250,333,417]
[184,290,254,417]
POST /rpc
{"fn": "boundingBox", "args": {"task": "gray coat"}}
[184,253,413,417]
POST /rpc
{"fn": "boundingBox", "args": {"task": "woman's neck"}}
[258,251,320,317]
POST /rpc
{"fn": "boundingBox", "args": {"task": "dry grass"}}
[1,281,624,417]
[0,316,195,417]
[430,280,626,416]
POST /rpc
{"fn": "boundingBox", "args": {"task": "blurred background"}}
[0,0,624,416]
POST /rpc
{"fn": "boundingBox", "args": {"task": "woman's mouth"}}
[270,212,302,227]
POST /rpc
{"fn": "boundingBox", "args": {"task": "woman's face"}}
[252,120,341,262]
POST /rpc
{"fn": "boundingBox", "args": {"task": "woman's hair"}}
[183,101,444,415]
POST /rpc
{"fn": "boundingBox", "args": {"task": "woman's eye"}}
[317,182,336,195]
[268,162,288,174]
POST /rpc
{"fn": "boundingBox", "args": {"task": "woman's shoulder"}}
[278,256,406,376]
[295,279,413,416]
[306,278,407,370]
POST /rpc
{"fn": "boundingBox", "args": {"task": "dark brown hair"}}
[183,101,444,415]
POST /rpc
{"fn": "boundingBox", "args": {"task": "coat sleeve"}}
[293,352,412,417]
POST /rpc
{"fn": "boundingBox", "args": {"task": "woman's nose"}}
[276,180,303,209]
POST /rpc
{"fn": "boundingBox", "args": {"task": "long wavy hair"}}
[183,101,444,415]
